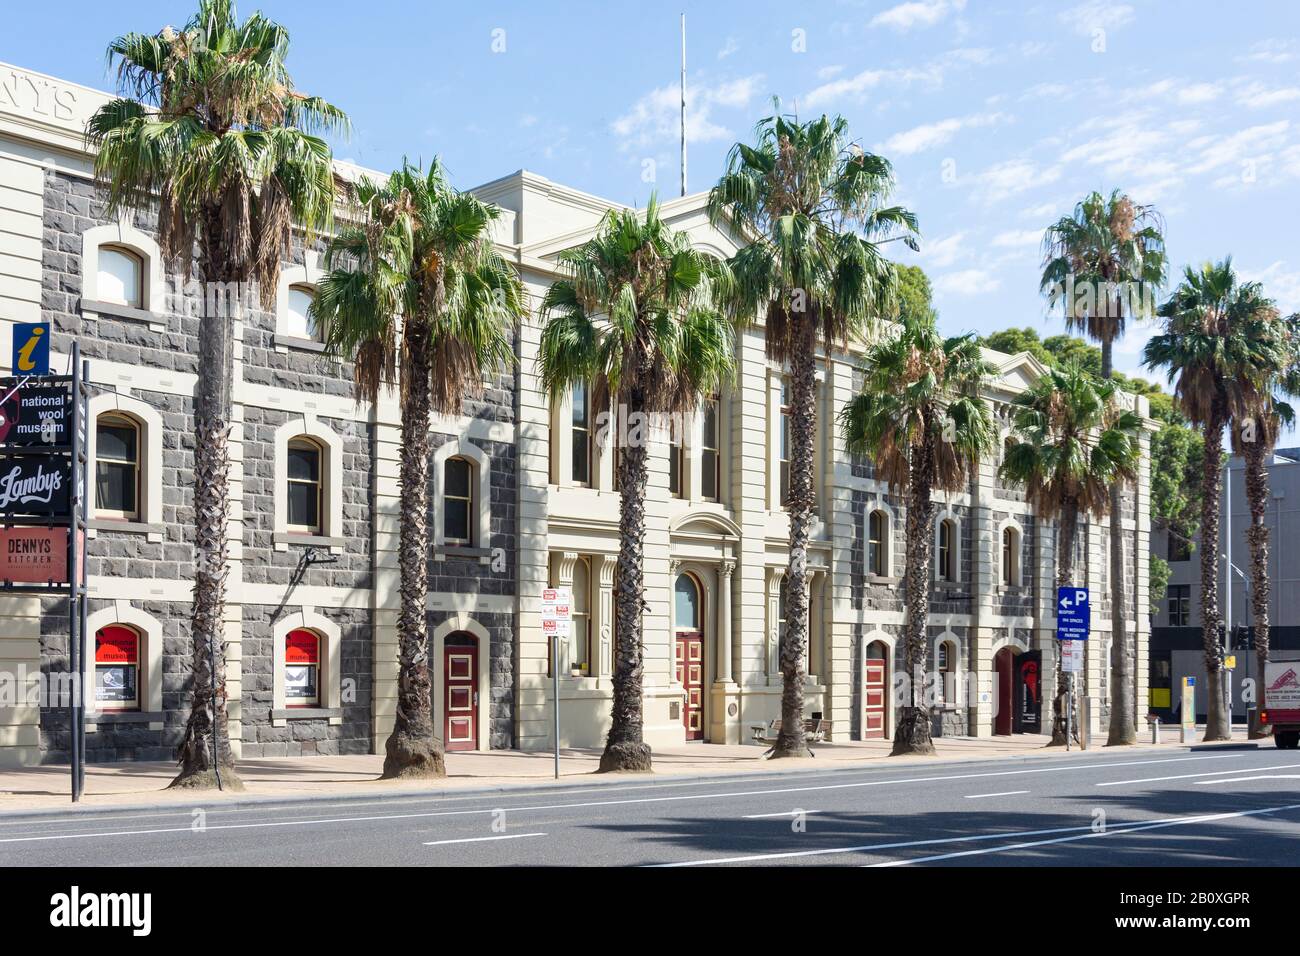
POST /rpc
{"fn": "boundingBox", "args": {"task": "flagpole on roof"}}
[680,13,687,198]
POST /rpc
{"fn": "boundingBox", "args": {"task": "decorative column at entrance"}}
[710,560,742,743]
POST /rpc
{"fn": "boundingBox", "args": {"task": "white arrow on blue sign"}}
[1056,585,1089,640]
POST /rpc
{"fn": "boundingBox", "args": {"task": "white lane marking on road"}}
[963,791,1029,799]
[1096,763,1300,788]
[1196,775,1300,785]
[657,802,1300,867]
[742,809,822,819]
[870,802,1300,866]
[423,833,546,846]
[0,753,1252,846]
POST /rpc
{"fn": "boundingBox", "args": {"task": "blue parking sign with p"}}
[12,322,50,376]
[1056,585,1089,640]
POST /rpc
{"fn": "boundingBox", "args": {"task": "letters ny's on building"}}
[0,62,1157,766]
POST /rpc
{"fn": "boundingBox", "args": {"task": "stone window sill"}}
[87,710,165,724]
[272,707,342,721]
[436,544,492,564]
[273,532,345,551]
[867,575,900,585]
[80,298,167,332]
[274,334,328,354]
[88,517,163,542]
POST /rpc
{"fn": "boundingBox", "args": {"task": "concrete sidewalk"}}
[0,725,1257,815]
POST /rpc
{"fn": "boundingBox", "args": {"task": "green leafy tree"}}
[538,197,734,772]
[1144,259,1289,741]
[315,161,522,778]
[87,0,347,788]
[1001,365,1142,745]
[1041,189,1167,747]
[709,110,916,758]
[841,316,996,755]
[896,264,938,323]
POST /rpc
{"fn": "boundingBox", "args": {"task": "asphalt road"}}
[2,745,1297,866]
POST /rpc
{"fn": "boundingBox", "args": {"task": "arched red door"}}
[994,646,1017,735]
[864,641,889,739]
[443,633,478,751]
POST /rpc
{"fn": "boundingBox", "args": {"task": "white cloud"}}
[870,0,967,31]
[1059,1,1135,36]
[1237,39,1297,64]
[922,232,967,268]
[878,112,1007,156]
[717,37,740,60]
[934,268,1001,296]
[991,229,1042,249]
[1241,261,1300,313]
[969,159,1063,204]
[612,75,763,149]
[1188,120,1290,173]
[1176,82,1223,105]
[804,47,992,108]
[1235,82,1300,110]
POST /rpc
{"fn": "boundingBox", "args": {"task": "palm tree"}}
[537,196,734,772]
[1228,310,1297,738]
[708,110,916,759]
[1144,259,1289,741]
[1041,189,1166,747]
[86,0,347,788]
[1001,364,1142,745]
[314,162,521,778]
[841,316,996,755]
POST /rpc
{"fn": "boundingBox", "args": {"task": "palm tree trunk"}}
[600,387,653,772]
[382,327,445,778]
[1049,498,1079,746]
[772,317,816,759]
[1102,339,1137,746]
[172,233,242,790]
[1243,437,1271,738]
[1200,402,1231,741]
[892,426,936,756]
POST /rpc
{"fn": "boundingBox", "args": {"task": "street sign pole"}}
[553,633,560,780]
[1066,672,1072,752]
[540,587,572,781]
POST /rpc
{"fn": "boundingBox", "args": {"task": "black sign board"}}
[1013,650,1043,734]
[0,454,72,516]
[0,381,70,447]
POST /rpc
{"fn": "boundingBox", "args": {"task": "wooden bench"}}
[750,718,832,756]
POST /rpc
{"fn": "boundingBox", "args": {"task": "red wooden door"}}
[864,642,888,739]
[444,640,478,751]
[676,633,704,740]
[995,647,1015,736]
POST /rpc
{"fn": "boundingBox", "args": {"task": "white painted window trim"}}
[933,509,963,584]
[83,602,164,727]
[431,438,492,550]
[431,614,492,751]
[272,414,344,549]
[80,221,166,330]
[996,517,1026,587]
[932,631,963,707]
[86,391,164,540]
[274,251,322,345]
[271,608,343,726]
[866,497,896,578]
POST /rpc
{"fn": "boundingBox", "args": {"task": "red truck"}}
[1261,662,1300,749]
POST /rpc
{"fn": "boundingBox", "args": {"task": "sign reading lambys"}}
[0,382,69,446]
[0,455,70,516]
[0,527,83,584]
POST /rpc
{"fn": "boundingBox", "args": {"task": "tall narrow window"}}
[285,629,320,707]
[1168,584,1190,627]
[1002,527,1019,586]
[95,414,140,520]
[669,433,683,497]
[571,381,591,486]
[779,379,792,506]
[95,625,140,712]
[868,510,886,576]
[444,456,473,545]
[98,246,142,309]
[701,393,721,501]
[937,518,956,582]
[569,558,591,675]
[938,640,957,704]
[286,285,319,341]
[287,438,322,533]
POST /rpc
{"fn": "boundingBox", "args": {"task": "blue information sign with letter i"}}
[12,322,50,376]
[1056,585,1090,640]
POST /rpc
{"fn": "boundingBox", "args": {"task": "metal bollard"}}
[1150,717,1160,745]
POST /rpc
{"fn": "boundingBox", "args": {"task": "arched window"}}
[674,573,700,631]
[444,456,473,545]
[700,393,721,501]
[669,431,683,497]
[570,558,591,675]
[285,285,319,341]
[287,437,323,533]
[937,639,958,704]
[95,625,141,711]
[285,629,321,707]
[937,518,957,582]
[95,413,140,520]
[868,510,887,577]
[571,381,591,486]
[97,246,143,309]
[1002,526,1021,586]
[779,379,792,506]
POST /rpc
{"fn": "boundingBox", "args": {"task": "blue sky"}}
[6,0,1300,385]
